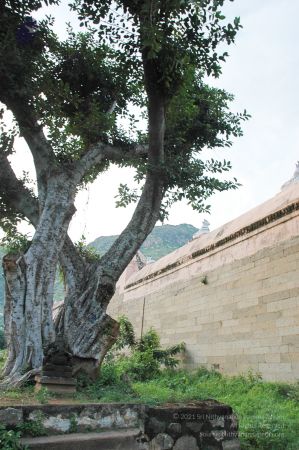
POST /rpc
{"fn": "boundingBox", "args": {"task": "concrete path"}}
[20,428,141,450]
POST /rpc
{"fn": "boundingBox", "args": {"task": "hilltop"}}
[89,223,198,261]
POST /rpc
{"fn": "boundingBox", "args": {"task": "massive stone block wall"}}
[108,184,299,382]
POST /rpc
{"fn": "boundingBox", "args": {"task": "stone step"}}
[20,429,141,450]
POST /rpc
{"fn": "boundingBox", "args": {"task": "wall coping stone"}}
[125,200,299,291]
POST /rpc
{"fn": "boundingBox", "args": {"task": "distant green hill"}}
[89,223,198,261]
[0,223,198,326]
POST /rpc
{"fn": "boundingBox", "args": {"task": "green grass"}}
[0,347,298,450]
[76,367,299,450]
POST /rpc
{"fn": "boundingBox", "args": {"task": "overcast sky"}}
[10,0,299,242]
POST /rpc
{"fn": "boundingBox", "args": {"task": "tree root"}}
[0,367,41,389]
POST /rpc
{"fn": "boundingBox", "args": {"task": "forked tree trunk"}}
[2,253,120,385]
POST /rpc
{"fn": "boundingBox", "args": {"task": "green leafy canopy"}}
[0,0,249,235]
[70,0,249,216]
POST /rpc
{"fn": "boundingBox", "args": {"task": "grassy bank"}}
[1,365,297,449]
[77,366,299,450]
[1,326,298,450]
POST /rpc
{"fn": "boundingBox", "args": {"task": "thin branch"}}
[106,100,117,114]
[73,141,148,183]
[0,152,39,226]
[3,96,56,178]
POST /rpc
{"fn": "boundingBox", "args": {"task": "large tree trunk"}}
[1,251,56,385]
[56,295,119,380]
[1,176,76,386]
[54,247,120,379]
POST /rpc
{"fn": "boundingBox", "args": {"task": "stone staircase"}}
[21,428,141,450]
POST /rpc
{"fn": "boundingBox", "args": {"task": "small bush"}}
[0,425,25,450]
[35,387,51,404]
[99,316,185,383]
[17,420,46,438]
[115,348,160,382]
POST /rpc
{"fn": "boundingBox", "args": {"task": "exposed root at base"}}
[0,368,41,389]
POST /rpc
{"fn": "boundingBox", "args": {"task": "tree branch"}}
[3,96,56,178]
[73,141,148,183]
[0,151,86,283]
[0,151,39,226]
[106,100,117,115]
[1,94,58,212]
[96,59,166,290]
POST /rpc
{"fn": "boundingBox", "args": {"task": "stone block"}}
[43,364,72,373]
[147,417,166,435]
[173,435,199,450]
[278,326,299,336]
[267,298,298,313]
[35,375,76,394]
[149,433,174,450]
[36,376,76,386]
[259,289,290,303]
[282,334,299,345]
[21,429,141,450]
[48,355,71,365]
[0,407,23,427]
[186,422,203,433]
[265,353,281,363]
[40,415,71,433]
[166,422,182,437]
[42,371,73,378]
[258,362,292,373]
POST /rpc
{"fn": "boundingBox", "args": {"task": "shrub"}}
[17,418,46,438]
[100,316,185,383]
[34,387,51,405]
[0,425,25,450]
[115,348,160,382]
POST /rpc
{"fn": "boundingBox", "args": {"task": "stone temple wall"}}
[108,183,299,382]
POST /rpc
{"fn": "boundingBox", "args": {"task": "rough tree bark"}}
[0,171,79,384]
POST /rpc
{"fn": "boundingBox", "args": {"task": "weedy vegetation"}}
[0,319,298,450]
